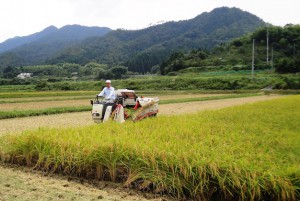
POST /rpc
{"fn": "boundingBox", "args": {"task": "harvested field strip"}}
[0,95,282,135]
[0,93,224,104]
[159,95,281,115]
[0,106,90,119]
[0,95,299,200]
[0,94,252,111]
[157,93,222,100]
[0,93,260,119]
[0,165,165,201]
[0,91,98,99]
[0,89,261,99]
[0,90,211,99]
[0,95,92,104]
[1,99,91,111]
[159,93,260,104]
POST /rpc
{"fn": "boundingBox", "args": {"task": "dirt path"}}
[0,95,282,135]
[0,165,169,201]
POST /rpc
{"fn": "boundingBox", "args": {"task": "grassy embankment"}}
[0,95,299,200]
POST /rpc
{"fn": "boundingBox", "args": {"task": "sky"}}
[0,0,299,43]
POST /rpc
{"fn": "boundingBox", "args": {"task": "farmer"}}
[98,80,116,101]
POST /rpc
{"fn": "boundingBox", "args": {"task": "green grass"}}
[0,93,260,119]
[0,95,299,200]
[178,69,272,77]
[0,84,35,92]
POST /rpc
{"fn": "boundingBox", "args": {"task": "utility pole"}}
[293,43,297,68]
[294,43,296,60]
[271,47,274,70]
[266,24,269,65]
[252,39,255,80]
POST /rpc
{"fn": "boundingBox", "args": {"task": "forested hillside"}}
[47,7,265,73]
[161,25,300,74]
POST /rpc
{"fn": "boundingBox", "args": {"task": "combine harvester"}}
[91,89,159,123]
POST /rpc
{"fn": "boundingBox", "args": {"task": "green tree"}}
[106,71,114,79]
[276,58,297,73]
[98,69,107,80]
[35,80,49,91]
[150,65,160,74]
[111,66,128,79]
[3,66,21,79]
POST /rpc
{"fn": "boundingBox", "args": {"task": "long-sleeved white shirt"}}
[98,87,116,100]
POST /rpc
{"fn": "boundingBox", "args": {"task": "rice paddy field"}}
[0,90,299,200]
[0,94,234,111]
[0,92,280,135]
[0,92,261,120]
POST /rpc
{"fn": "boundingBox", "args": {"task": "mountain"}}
[48,7,265,73]
[0,7,265,73]
[32,25,112,43]
[0,25,111,68]
[0,26,58,53]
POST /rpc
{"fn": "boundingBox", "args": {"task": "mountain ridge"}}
[49,7,265,72]
[0,7,265,72]
[0,26,58,53]
[0,25,111,67]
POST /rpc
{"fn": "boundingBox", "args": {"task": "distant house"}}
[17,73,32,79]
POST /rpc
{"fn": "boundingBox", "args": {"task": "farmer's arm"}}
[98,87,106,97]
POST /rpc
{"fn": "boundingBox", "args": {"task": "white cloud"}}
[0,0,299,43]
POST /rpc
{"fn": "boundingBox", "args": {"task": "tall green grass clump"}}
[0,96,299,200]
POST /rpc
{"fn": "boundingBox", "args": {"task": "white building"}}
[17,73,32,79]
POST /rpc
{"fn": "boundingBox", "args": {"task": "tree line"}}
[160,25,300,74]
[1,62,128,80]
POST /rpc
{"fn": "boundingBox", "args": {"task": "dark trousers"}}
[102,102,116,118]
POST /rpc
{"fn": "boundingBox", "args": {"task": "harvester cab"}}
[91,89,159,123]
[115,89,138,107]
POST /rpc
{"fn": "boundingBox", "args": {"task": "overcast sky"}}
[0,0,299,43]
